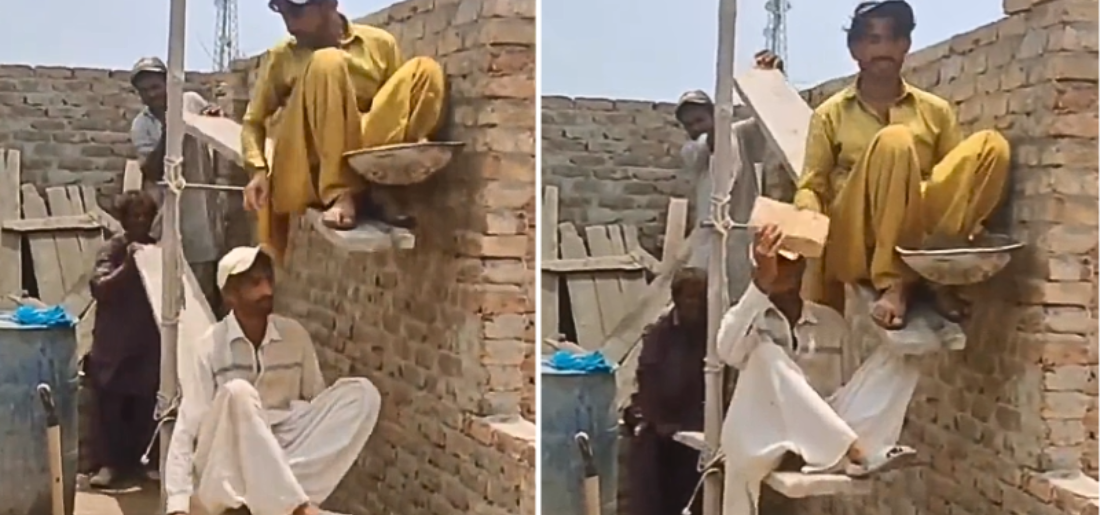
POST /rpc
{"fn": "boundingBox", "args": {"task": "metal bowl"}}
[897,234,1025,286]
[344,141,465,186]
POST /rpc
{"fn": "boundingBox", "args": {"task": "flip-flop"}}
[845,445,917,478]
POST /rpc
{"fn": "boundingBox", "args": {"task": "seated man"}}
[241,0,446,262]
[164,246,382,515]
[767,0,1011,329]
[717,224,920,515]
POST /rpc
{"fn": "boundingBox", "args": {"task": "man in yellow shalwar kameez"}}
[241,0,445,262]
[761,0,1011,330]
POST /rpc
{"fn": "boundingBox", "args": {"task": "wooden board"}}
[661,198,689,267]
[45,187,85,295]
[541,254,646,273]
[585,225,626,339]
[21,185,64,304]
[733,68,813,181]
[541,186,560,341]
[302,209,415,253]
[123,160,143,192]
[622,225,661,272]
[559,222,604,349]
[673,431,872,498]
[0,150,21,306]
[609,225,647,301]
[2,214,100,232]
[182,111,273,167]
[68,186,103,265]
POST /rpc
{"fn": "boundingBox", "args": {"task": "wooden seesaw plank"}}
[733,68,814,181]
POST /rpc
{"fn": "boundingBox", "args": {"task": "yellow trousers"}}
[258,48,446,262]
[804,126,1011,312]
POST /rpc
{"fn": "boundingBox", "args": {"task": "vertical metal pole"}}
[705,0,739,515]
[160,0,187,512]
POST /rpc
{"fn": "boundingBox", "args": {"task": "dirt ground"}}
[74,477,159,515]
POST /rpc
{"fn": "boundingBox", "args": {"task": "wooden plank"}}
[622,225,661,273]
[733,68,813,181]
[123,160,143,192]
[585,225,626,337]
[559,222,604,350]
[541,254,646,273]
[45,187,86,295]
[661,198,689,264]
[672,431,872,498]
[182,111,273,167]
[0,150,22,306]
[21,185,65,304]
[87,207,123,236]
[67,185,102,266]
[541,186,560,341]
[2,214,100,232]
[302,209,415,253]
[608,225,647,301]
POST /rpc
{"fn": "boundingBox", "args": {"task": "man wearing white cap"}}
[164,246,382,515]
[714,224,920,514]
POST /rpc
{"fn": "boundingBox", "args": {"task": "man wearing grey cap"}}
[674,90,716,269]
[163,245,381,515]
[129,56,223,301]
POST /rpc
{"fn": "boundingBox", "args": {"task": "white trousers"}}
[721,344,920,515]
[192,378,382,515]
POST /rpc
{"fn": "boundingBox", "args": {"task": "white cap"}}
[216,246,271,290]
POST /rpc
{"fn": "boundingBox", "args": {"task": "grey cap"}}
[130,57,167,85]
[677,90,713,109]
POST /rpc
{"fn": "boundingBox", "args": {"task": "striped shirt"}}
[164,313,326,513]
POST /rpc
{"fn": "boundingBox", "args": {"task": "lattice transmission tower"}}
[763,0,791,69]
[213,0,241,71]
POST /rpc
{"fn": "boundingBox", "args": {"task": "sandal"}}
[845,445,917,477]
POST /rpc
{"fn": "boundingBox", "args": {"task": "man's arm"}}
[714,283,775,369]
[164,331,218,514]
[240,48,289,176]
[131,116,166,181]
[89,236,130,301]
[291,320,327,401]
[793,111,837,213]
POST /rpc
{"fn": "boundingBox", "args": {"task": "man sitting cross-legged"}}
[717,224,921,515]
[164,245,382,515]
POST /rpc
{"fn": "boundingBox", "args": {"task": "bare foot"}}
[871,284,908,330]
[931,286,968,322]
[320,194,357,231]
[292,503,321,515]
[846,442,867,466]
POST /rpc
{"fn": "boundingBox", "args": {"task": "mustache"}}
[871,56,897,63]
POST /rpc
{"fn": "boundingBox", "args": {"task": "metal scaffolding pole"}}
[704,0,739,514]
[158,0,187,511]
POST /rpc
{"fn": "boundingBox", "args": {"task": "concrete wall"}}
[231,0,538,514]
[542,0,1097,513]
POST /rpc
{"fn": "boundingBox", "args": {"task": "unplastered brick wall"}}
[0,65,224,203]
[794,1,1098,514]
[236,0,537,514]
[541,96,692,251]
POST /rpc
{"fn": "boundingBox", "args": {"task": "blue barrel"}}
[541,364,618,515]
[0,316,79,515]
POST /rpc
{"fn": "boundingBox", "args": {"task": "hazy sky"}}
[1,1,1003,102]
[542,0,1006,100]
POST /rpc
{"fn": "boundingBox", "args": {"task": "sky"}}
[0,0,1004,102]
[542,0,1006,101]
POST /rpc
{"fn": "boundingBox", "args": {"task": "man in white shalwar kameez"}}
[164,245,382,515]
[715,224,920,515]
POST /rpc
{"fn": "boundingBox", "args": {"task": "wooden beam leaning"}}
[0,150,21,306]
[541,253,649,273]
[732,68,814,181]
[541,186,561,342]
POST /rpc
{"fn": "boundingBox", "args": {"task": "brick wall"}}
[252,1,537,514]
[795,1,1099,514]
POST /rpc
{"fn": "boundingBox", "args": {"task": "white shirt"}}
[164,313,326,514]
[130,91,212,158]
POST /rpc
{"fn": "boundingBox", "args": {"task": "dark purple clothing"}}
[628,311,707,515]
[87,234,160,396]
[91,391,157,472]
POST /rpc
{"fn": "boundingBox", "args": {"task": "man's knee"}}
[402,56,443,78]
[872,125,917,151]
[303,48,350,78]
[220,378,261,405]
[969,129,1011,164]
